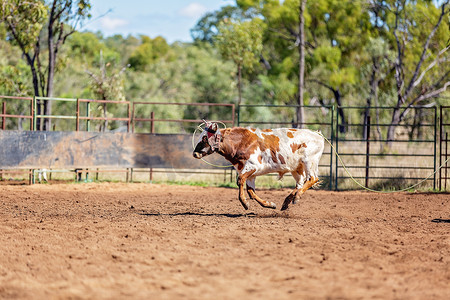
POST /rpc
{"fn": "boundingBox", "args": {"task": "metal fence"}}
[0,95,449,191]
[335,106,437,190]
[439,106,450,190]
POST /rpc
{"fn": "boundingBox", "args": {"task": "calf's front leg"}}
[237,170,255,210]
[246,177,276,209]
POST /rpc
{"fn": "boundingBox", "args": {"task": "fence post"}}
[131,103,135,133]
[335,105,340,191]
[433,106,437,190]
[439,106,442,191]
[33,96,37,131]
[127,103,131,133]
[445,132,448,191]
[365,116,371,188]
[76,98,80,131]
[237,104,241,127]
[86,101,90,132]
[1,101,5,130]
[30,97,34,130]
[329,105,335,190]
[231,104,236,126]
[150,111,154,134]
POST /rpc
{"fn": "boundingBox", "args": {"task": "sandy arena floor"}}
[0,183,449,299]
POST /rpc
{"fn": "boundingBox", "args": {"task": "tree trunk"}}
[103,102,108,132]
[45,16,56,131]
[409,107,424,140]
[28,57,42,130]
[386,104,401,145]
[237,64,242,106]
[363,60,378,140]
[416,108,423,140]
[296,0,306,129]
[333,89,346,133]
[363,101,370,140]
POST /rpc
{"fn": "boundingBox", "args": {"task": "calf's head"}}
[193,121,220,159]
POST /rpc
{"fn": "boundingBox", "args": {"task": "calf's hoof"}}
[280,202,290,211]
[239,199,249,210]
[281,194,294,211]
[268,202,277,209]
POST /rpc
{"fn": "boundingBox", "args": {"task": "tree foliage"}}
[215,18,263,105]
[0,0,449,138]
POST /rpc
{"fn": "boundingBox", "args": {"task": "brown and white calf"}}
[193,121,324,211]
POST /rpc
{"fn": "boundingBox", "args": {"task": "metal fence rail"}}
[0,96,34,130]
[0,94,449,190]
[132,102,235,133]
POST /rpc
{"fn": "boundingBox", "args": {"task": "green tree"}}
[86,51,128,131]
[0,0,91,130]
[215,19,263,106]
[128,35,172,71]
[379,0,450,143]
[191,5,247,44]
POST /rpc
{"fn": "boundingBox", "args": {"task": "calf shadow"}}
[137,211,297,219]
[431,218,450,223]
[138,211,258,218]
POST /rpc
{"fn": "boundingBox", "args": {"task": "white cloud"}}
[99,16,129,31]
[178,3,208,19]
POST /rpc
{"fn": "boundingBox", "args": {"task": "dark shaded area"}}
[431,219,450,223]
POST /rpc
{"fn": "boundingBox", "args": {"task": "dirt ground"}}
[0,183,449,299]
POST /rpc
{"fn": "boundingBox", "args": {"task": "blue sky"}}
[83,0,235,43]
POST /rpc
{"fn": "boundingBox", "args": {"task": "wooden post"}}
[365,116,371,188]
[150,168,153,182]
[86,101,91,132]
[127,103,131,133]
[150,111,155,134]
[30,97,34,130]
[131,103,135,133]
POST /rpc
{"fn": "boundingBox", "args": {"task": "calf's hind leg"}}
[281,172,303,211]
[246,176,276,209]
[281,176,319,211]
